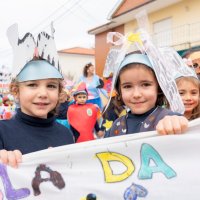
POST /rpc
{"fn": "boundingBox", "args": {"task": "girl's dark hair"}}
[83,62,93,77]
[102,96,124,119]
[115,62,167,107]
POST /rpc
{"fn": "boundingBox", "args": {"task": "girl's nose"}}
[38,87,48,98]
[133,87,142,98]
[184,93,192,100]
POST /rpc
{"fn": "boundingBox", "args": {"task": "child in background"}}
[7,94,16,117]
[1,95,16,119]
[105,52,188,137]
[176,76,200,120]
[68,82,101,142]
[166,47,200,120]
[2,96,12,120]
[0,24,74,168]
[56,89,71,128]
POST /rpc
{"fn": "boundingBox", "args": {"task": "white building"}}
[58,47,95,82]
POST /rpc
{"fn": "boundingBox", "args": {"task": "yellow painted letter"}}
[96,152,135,183]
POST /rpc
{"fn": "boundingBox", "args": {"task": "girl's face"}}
[119,65,158,114]
[176,78,199,117]
[75,93,87,104]
[17,79,60,118]
[87,65,95,76]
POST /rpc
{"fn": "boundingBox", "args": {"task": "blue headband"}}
[174,72,199,80]
[16,60,63,82]
[119,53,153,70]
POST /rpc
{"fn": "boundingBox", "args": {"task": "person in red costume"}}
[67,82,101,143]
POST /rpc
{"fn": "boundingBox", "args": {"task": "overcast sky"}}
[0,0,118,66]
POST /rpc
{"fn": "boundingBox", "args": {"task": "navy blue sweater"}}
[0,109,74,154]
[105,106,182,137]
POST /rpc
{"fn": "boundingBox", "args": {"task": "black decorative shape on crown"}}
[18,32,35,45]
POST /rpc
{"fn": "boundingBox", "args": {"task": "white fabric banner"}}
[0,118,200,200]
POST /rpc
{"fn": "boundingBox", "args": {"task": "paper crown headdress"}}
[7,23,62,81]
[159,47,198,80]
[103,32,126,78]
[104,29,185,114]
[72,82,88,96]
[103,9,187,114]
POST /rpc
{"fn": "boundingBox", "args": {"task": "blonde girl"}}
[176,76,200,120]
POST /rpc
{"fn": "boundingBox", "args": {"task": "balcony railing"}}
[152,21,200,50]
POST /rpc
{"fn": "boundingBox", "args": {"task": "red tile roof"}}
[58,47,95,55]
[112,0,152,18]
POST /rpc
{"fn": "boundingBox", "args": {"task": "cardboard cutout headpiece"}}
[159,47,198,80]
[7,23,62,82]
[104,30,185,114]
[103,10,185,114]
[103,32,125,78]
[73,82,88,96]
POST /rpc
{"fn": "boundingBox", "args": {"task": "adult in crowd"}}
[78,62,107,110]
[182,50,200,80]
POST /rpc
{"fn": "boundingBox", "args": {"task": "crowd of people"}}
[0,94,16,120]
[0,24,199,171]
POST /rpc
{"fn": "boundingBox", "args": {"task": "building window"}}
[153,18,172,47]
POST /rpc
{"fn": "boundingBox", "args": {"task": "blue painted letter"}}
[138,143,176,179]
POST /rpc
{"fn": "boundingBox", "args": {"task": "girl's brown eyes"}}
[48,85,58,88]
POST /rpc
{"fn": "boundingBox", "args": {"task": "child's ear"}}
[10,85,19,101]
[58,91,65,102]
[73,95,77,101]
[14,91,20,103]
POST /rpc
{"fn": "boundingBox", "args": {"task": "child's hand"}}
[156,115,188,135]
[0,150,22,168]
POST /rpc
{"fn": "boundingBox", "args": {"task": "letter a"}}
[32,164,65,196]
[138,143,176,179]
[96,152,135,183]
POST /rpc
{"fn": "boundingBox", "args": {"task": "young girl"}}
[0,24,74,168]
[176,76,200,120]
[166,46,200,120]
[105,53,188,137]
